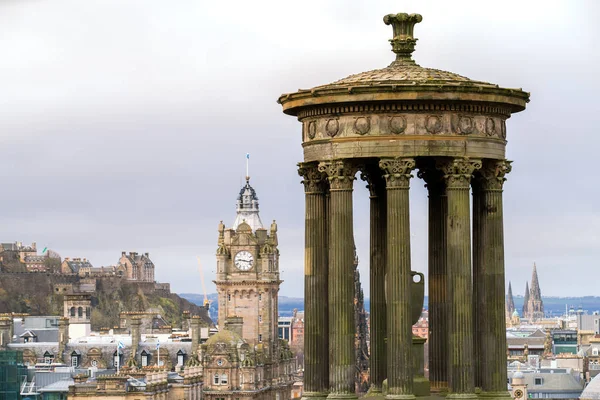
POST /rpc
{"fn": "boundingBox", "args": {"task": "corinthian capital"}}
[360,164,385,198]
[379,157,416,188]
[297,162,326,194]
[476,159,512,191]
[318,160,357,191]
[436,157,482,189]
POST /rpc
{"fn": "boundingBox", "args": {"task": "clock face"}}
[234,251,254,271]
[514,389,524,399]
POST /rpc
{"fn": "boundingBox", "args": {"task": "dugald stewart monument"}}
[279,12,529,400]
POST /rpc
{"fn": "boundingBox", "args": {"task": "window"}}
[259,294,262,301]
[259,334,262,342]
[534,378,543,385]
[228,294,231,301]
[221,374,228,385]
[78,307,83,317]
[259,315,262,323]
[114,354,120,368]
[71,355,78,367]
[70,307,76,317]
[178,354,184,366]
[141,351,149,367]
[214,374,220,385]
[593,348,599,356]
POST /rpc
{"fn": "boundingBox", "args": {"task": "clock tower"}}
[214,177,281,360]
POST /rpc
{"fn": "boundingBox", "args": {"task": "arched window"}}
[213,374,220,385]
[86,307,91,320]
[78,307,83,317]
[70,307,76,317]
[220,374,228,385]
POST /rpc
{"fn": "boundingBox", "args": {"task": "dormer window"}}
[141,350,150,367]
[43,351,53,364]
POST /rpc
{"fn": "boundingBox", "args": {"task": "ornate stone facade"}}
[210,177,295,400]
[279,12,529,400]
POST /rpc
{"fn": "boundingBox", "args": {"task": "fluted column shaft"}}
[437,157,481,398]
[319,160,357,399]
[379,158,416,400]
[419,167,448,391]
[361,166,387,392]
[299,163,330,398]
[474,160,512,398]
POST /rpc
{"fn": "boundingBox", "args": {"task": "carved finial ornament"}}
[297,163,326,194]
[383,12,423,64]
[318,160,357,191]
[477,159,512,191]
[436,157,482,189]
[379,157,416,188]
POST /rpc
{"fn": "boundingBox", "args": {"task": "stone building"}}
[118,251,155,282]
[280,11,529,400]
[208,177,295,400]
[506,281,516,323]
[60,257,93,274]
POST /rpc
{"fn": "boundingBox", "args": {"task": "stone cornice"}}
[279,86,529,116]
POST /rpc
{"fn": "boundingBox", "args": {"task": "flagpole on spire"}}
[245,153,250,181]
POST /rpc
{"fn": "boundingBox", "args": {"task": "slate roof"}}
[65,259,93,273]
[38,378,74,393]
[582,373,600,400]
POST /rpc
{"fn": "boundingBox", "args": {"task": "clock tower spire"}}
[214,177,281,361]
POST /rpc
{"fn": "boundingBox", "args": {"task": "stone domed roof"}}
[581,373,600,400]
[313,13,493,90]
[278,12,529,115]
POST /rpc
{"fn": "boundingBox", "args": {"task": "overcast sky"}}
[0,0,598,299]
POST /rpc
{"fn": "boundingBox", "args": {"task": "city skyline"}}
[0,0,598,297]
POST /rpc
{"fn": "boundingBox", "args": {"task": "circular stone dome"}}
[279,13,529,115]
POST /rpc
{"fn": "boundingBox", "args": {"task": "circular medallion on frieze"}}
[458,115,474,134]
[425,115,443,134]
[353,117,370,135]
[485,117,496,136]
[326,118,339,137]
[307,121,316,139]
[389,116,407,134]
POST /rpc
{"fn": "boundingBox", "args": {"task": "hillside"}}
[0,273,208,330]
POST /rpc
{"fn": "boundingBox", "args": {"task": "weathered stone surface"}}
[280,11,529,400]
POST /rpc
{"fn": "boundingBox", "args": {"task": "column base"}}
[303,392,329,400]
[477,391,512,400]
[326,393,358,400]
[364,385,383,397]
[385,395,416,400]
[446,394,478,400]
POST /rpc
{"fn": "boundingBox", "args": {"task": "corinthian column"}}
[473,160,512,400]
[298,163,329,400]
[417,165,447,392]
[436,157,481,399]
[379,157,416,400]
[360,165,387,393]
[318,160,357,400]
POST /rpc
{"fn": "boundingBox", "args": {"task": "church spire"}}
[522,281,530,317]
[526,262,544,320]
[530,262,542,300]
[506,281,515,316]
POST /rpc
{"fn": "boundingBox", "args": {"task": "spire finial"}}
[383,13,423,64]
[245,153,250,182]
